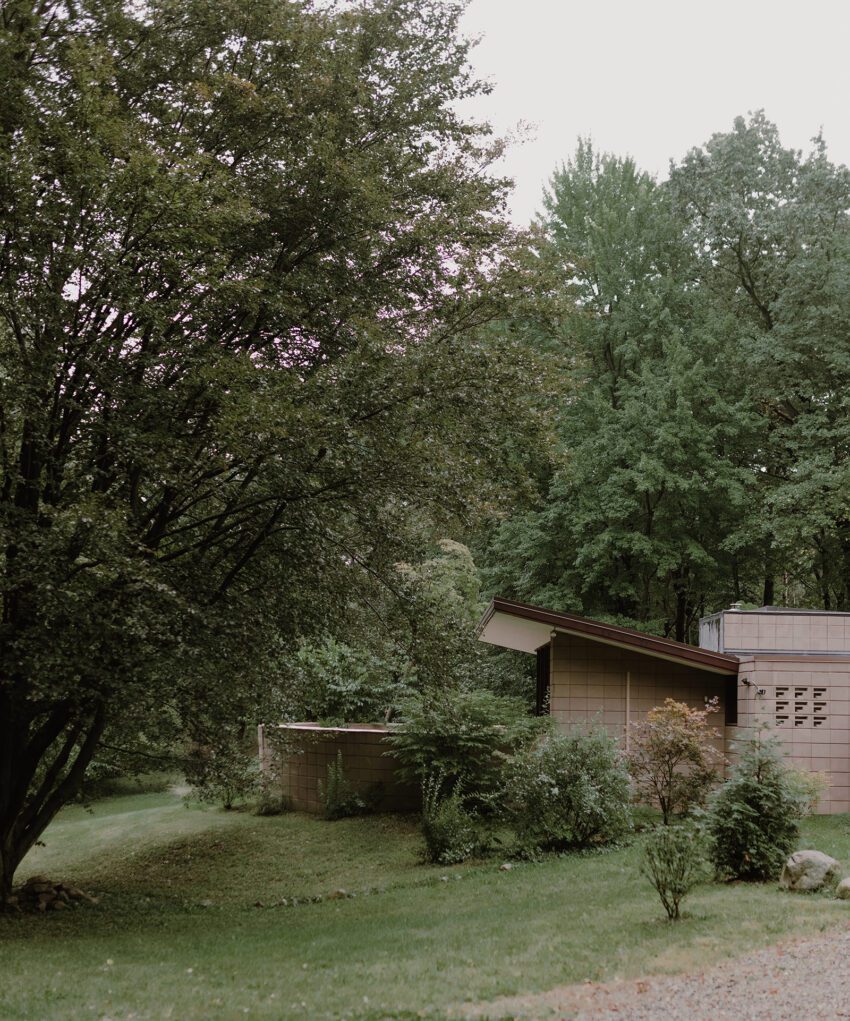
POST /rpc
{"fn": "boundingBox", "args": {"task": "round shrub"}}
[502,725,632,852]
[707,732,813,881]
[388,688,540,809]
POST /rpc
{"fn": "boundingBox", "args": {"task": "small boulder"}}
[780,850,841,892]
[836,877,850,900]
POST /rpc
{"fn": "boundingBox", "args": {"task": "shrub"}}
[502,725,632,852]
[388,688,540,809]
[318,751,376,820]
[185,739,260,810]
[420,774,479,865]
[707,731,813,881]
[642,822,707,920]
[627,698,724,824]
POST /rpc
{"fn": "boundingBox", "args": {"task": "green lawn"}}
[2,791,850,1021]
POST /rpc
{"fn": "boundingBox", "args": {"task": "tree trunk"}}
[0,843,16,905]
[674,587,687,644]
[762,573,774,607]
[0,702,105,903]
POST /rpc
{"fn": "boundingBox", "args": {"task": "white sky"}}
[459,0,850,225]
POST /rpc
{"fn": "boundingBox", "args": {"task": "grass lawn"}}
[2,791,850,1021]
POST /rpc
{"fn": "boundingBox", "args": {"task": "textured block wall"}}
[260,725,419,814]
[549,633,727,756]
[721,611,850,654]
[736,657,850,813]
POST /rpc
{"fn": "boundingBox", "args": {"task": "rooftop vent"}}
[729,602,744,611]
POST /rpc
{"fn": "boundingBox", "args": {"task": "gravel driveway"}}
[458,925,850,1020]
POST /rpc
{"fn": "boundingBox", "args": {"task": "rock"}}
[51,899,67,911]
[780,850,841,892]
[499,863,513,872]
[836,878,850,900]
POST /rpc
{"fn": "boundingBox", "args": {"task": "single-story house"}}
[479,597,850,814]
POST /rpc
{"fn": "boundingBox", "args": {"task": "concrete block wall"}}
[735,657,850,813]
[260,724,419,814]
[549,632,727,756]
[713,610,850,654]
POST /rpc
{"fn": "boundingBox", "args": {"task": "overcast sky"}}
[459,0,850,225]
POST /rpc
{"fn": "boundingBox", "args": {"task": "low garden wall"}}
[259,722,419,814]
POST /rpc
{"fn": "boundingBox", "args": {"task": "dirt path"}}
[456,925,850,1020]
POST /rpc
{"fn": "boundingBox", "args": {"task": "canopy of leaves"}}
[0,0,542,895]
[484,114,850,637]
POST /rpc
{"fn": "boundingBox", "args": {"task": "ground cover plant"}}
[3,788,850,1021]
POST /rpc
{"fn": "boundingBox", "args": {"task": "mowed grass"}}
[2,793,850,1021]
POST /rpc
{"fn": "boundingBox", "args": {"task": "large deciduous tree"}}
[670,113,850,608]
[485,142,758,639]
[0,0,538,898]
[485,115,850,635]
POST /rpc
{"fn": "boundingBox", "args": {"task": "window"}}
[724,676,738,726]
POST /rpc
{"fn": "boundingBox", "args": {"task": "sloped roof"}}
[478,597,740,676]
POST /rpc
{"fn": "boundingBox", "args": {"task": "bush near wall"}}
[501,725,632,853]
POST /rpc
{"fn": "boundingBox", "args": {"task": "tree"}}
[286,539,523,724]
[669,112,850,608]
[626,698,724,824]
[484,142,757,640]
[0,0,540,900]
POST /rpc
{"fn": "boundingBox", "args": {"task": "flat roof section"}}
[478,597,740,676]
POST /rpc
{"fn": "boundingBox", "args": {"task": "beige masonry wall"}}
[549,632,728,756]
[736,657,850,813]
[708,610,850,655]
[260,724,419,814]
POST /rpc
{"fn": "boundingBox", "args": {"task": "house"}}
[478,597,850,813]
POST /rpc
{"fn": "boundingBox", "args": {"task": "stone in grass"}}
[835,878,850,901]
[780,850,841,892]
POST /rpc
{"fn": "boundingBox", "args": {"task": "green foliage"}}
[387,688,539,807]
[11,787,850,1019]
[487,113,850,635]
[642,822,708,920]
[285,540,535,725]
[486,139,756,640]
[185,732,261,811]
[318,751,375,821]
[420,774,479,865]
[627,698,724,824]
[0,0,541,894]
[290,636,407,725]
[707,732,812,881]
[501,726,632,852]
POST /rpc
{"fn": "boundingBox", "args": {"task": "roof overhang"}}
[478,598,740,676]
